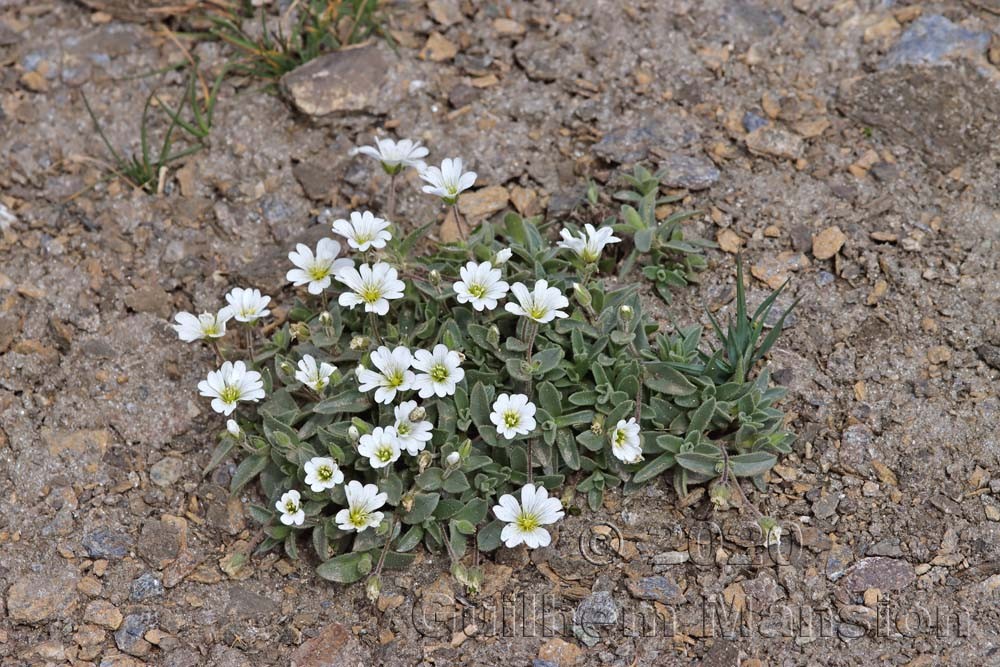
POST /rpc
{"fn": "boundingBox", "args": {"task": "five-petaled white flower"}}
[336,481,387,533]
[505,280,570,324]
[453,261,509,311]
[331,211,393,252]
[493,484,564,549]
[198,360,265,416]
[224,287,271,323]
[358,426,402,469]
[172,310,232,342]
[557,224,621,263]
[350,136,429,174]
[295,354,336,393]
[355,346,415,404]
[393,400,433,455]
[490,393,537,440]
[336,262,406,315]
[276,490,305,526]
[287,238,354,295]
[419,157,477,203]
[304,456,344,493]
[412,344,465,398]
[610,417,643,464]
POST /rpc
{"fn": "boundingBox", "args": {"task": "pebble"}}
[750,251,809,289]
[841,557,916,592]
[288,622,364,667]
[84,599,123,630]
[82,528,132,559]
[458,185,509,221]
[6,570,79,623]
[742,111,769,132]
[281,44,404,117]
[115,612,157,657]
[625,575,685,605]
[745,126,804,161]
[812,226,847,260]
[573,590,618,646]
[420,32,459,62]
[130,573,164,601]
[716,229,743,254]
[839,424,874,475]
[658,154,720,190]
[150,456,184,487]
[652,550,690,565]
[826,543,854,581]
[882,15,990,68]
[537,638,582,666]
[124,285,172,319]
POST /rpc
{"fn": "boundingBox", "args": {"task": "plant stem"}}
[451,203,468,240]
[211,339,227,363]
[369,310,385,345]
[373,515,397,578]
[387,172,398,221]
[524,320,539,484]
[245,325,255,361]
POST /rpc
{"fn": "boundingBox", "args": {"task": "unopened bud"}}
[418,450,433,472]
[279,361,293,375]
[429,269,441,285]
[487,325,500,347]
[458,439,472,458]
[365,575,382,602]
[401,491,416,513]
[348,425,360,443]
[619,305,634,322]
[456,351,466,363]
[573,282,592,309]
[446,451,461,466]
[409,406,427,422]
[350,336,370,351]
[494,248,513,265]
[318,311,332,325]
[226,419,242,437]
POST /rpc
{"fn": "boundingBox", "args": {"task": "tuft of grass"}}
[208,0,387,82]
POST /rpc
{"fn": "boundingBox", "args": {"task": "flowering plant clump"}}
[180,147,797,593]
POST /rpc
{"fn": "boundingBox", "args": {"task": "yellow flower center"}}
[308,265,330,281]
[614,429,626,448]
[528,305,548,320]
[284,500,298,514]
[220,385,242,404]
[316,466,333,481]
[361,285,382,304]
[503,410,520,429]
[348,507,368,527]
[397,422,411,436]
[430,364,449,383]
[515,512,540,532]
[386,370,405,388]
[468,283,487,299]
[376,445,394,462]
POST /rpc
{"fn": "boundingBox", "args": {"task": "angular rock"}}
[812,226,847,260]
[124,285,172,319]
[6,570,79,623]
[626,576,685,605]
[115,611,157,657]
[137,518,184,567]
[882,15,990,68]
[150,456,184,487]
[289,622,364,667]
[839,424,873,475]
[84,600,123,630]
[281,44,408,118]
[594,117,699,164]
[841,557,915,592]
[745,126,804,161]
[658,154,720,191]
[82,528,132,560]
[130,573,164,601]
[458,185,509,221]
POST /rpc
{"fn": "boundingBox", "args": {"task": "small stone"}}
[812,492,841,519]
[124,285,172,319]
[130,573,164,601]
[883,15,990,68]
[538,638,583,666]
[281,44,404,117]
[84,600,123,630]
[626,576,685,605]
[864,15,901,43]
[839,424,873,475]
[74,624,106,648]
[841,557,916,592]
[21,70,48,92]
[289,622,364,667]
[742,111,769,132]
[420,32,458,62]
[509,185,539,216]
[115,612,157,657]
[493,18,525,35]
[652,550,690,565]
[427,0,462,26]
[82,528,132,560]
[793,117,830,138]
[137,518,185,567]
[864,588,881,607]
[458,186,509,221]
[812,226,847,260]
[77,575,103,596]
[750,251,809,289]
[745,126,804,161]
[927,345,951,364]
[826,544,855,581]
[716,228,743,254]
[150,456,184,487]
[7,571,79,623]
[658,154,720,190]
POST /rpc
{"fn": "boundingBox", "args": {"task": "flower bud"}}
[365,575,382,602]
[350,336,370,351]
[458,439,472,458]
[290,322,310,341]
[348,425,360,443]
[758,516,782,548]
[429,269,441,285]
[446,452,461,466]
[572,282,592,309]
[226,419,242,437]
[279,361,294,375]
[401,491,416,513]
[417,450,433,472]
[409,406,427,422]
[494,248,513,265]
[456,351,466,363]
[709,481,732,510]
[318,311,332,325]
[590,414,605,435]
[619,304,634,322]
[487,325,500,347]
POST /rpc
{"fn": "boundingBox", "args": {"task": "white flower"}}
[493,484,564,549]
[419,157,477,203]
[335,262,406,316]
[446,451,461,466]
[453,261,509,311]
[295,354,336,392]
[505,280,570,324]
[198,360,265,416]
[224,287,271,323]
[412,344,465,398]
[287,238,354,295]
[331,210,393,252]
[336,481,388,533]
[493,248,513,265]
[226,419,241,436]
[557,223,621,263]
[355,346,415,404]
[304,456,344,493]
[358,426,402,469]
[276,490,305,526]
[393,400,433,455]
[490,393,537,440]
[610,417,643,464]
[350,136,429,174]
[172,310,231,342]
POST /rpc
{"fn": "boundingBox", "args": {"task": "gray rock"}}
[150,456,183,487]
[6,570,79,623]
[115,611,157,656]
[513,36,586,82]
[658,154,720,191]
[841,557,915,592]
[626,576,685,605]
[130,573,164,601]
[868,538,904,558]
[82,528,133,559]
[976,344,1000,371]
[826,543,854,581]
[882,15,990,69]
[745,126,804,161]
[573,590,619,646]
[839,424,873,475]
[812,492,841,520]
[742,111,769,132]
[288,622,364,667]
[137,519,183,567]
[593,116,698,164]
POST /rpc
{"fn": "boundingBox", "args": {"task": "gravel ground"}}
[1,1,999,665]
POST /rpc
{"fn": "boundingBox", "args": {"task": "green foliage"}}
[207,168,797,585]
[208,0,387,82]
